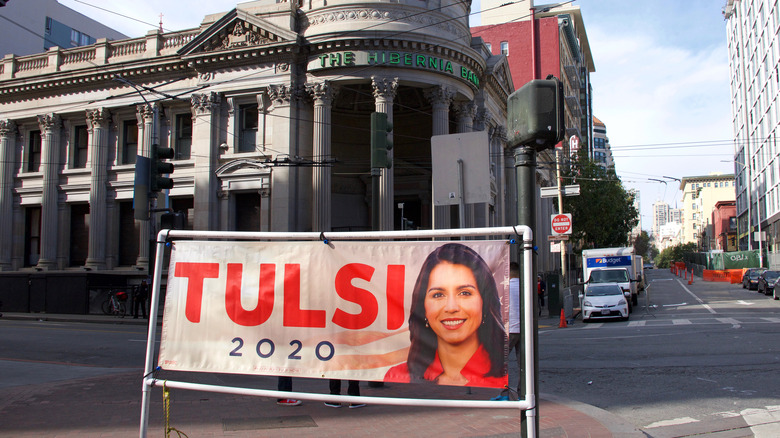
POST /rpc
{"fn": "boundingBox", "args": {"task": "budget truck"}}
[581,247,639,310]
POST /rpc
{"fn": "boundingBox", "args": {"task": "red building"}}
[713,200,737,251]
[472,4,595,156]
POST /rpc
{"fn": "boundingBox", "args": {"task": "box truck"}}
[581,247,638,308]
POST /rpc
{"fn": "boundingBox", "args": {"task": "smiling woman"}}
[384,243,507,388]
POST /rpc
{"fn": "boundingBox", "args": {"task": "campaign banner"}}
[158,240,510,388]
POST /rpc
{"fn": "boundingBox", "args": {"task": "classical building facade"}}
[0,0,518,312]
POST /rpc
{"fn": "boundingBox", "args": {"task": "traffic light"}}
[370,112,393,169]
[150,144,174,192]
[506,76,565,151]
[133,155,150,220]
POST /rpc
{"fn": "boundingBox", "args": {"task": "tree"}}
[560,150,639,251]
[632,230,651,258]
[655,242,698,268]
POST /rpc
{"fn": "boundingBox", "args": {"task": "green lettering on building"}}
[312,51,479,88]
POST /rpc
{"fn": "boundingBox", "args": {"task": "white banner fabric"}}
[158,240,510,388]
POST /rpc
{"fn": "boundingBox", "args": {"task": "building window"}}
[234,192,262,231]
[174,113,192,160]
[170,197,194,230]
[27,130,42,172]
[24,207,41,267]
[118,201,139,266]
[500,41,509,55]
[238,104,258,152]
[485,42,492,53]
[69,204,89,267]
[72,125,89,168]
[122,120,138,165]
[45,17,52,35]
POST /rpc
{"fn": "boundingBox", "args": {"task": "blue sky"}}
[61,0,735,231]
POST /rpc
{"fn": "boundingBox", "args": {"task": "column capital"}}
[136,102,160,121]
[424,85,454,109]
[475,108,493,131]
[307,81,339,105]
[491,125,507,142]
[37,113,61,133]
[86,108,111,130]
[453,101,477,119]
[191,92,221,115]
[0,119,16,137]
[371,76,399,101]
[268,84,298,107]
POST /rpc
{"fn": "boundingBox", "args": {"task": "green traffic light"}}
[370,112,393,169]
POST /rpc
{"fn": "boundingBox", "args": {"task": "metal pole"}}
[458,159,466,231]
[514,144,538,438]
[556,148,566,288]
[372,168,381,231]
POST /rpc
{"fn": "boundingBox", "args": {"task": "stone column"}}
[268,84,297,231]
[85,108,111,270]
[372,76,398,231]
[36,114,62,270]
[454,101,478,227]
[307,81,338,232]
[0,120,17,271]
[135,104,158,269]
[191,92,221,231]
[425,86,454,230]
[453,101,476,133]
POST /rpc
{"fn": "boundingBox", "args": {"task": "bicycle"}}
[101,290,128,317]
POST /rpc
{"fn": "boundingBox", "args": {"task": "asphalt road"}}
[538,268,780,436]
[2,268,779,437]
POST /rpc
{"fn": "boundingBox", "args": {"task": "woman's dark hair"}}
[406,243,506,380]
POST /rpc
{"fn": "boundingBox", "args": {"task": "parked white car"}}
[581,283,630,322]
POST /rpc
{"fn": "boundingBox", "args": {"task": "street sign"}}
[548,235,569,240]
[551,213,572,235]
[540,184,580,198]
[569,135,580,152]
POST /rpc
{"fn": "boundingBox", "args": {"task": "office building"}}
[723,0,780,253]
[679,174,736,250]
[0,0,127,58]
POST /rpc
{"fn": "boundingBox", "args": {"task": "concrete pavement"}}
[0,311,646,438]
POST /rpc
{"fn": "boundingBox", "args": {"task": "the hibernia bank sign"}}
[308,50,480,88]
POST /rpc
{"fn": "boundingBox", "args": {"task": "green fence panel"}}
[722,250,762,269]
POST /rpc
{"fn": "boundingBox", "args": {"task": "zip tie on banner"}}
[510,225,521,245]
[319,231,329,244]
[143,365,161,380]
[163,381,189,438]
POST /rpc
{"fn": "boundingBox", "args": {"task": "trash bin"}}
[546,273,562,318]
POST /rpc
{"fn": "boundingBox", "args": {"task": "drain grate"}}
[223,415,317,431]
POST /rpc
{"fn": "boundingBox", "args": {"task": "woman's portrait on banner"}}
[384,243,508,387]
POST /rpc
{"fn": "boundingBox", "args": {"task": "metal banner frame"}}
[139,225,536,438]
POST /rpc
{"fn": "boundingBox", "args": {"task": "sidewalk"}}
[0,312,645,437]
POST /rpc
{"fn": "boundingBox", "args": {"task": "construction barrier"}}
[701,269,744,284]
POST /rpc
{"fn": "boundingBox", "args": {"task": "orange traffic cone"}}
[688,270,693,285]
[559,309,567,328]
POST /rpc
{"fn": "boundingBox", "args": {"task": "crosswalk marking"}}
[762,317,780,323]
[716,317,741,325]
[673,319,692,325]
[627,320,645,327]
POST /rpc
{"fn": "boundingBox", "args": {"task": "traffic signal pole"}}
[514,144,538,437]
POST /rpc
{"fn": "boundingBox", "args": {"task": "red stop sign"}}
[551,213,572,235]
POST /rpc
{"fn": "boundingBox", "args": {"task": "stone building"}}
[0,0,517,312]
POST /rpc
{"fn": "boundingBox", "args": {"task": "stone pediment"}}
[178,8,298,57]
